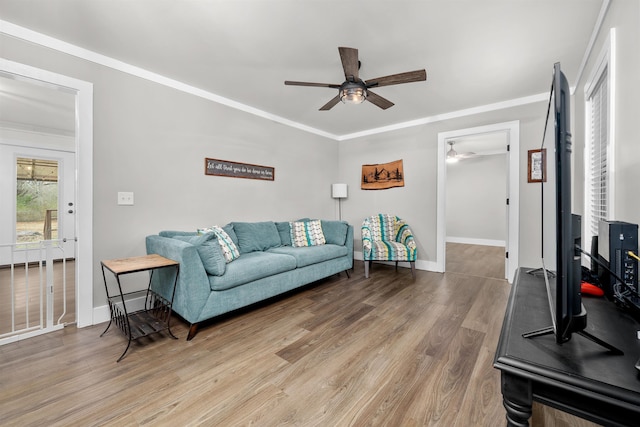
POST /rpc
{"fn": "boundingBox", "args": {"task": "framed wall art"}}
[361,159,404,190]
[205,158,274,181]
[527,149,546,183]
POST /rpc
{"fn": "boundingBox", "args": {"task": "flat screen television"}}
[524,63,621,353]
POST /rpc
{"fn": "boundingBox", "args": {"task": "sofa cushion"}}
[160,230,197,238]
[290,219,326,247]
[267,244,348,268]
[208,251,296,291]
[275,221,292,246]
[198,226,240,263]
[232,221,281,253]
[321,220,348,245]
[173,233,226,276]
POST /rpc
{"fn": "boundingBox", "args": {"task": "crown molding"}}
[2,19,560,142]
[0,20,337,141]
[337,93,548,141]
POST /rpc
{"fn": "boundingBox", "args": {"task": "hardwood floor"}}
[0,246,596,426]
[0,260,75,337]
[446,242,506,280]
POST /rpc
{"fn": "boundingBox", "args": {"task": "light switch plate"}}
[117,192,134,206]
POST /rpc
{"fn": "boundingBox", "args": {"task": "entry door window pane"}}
[16,157,59,243]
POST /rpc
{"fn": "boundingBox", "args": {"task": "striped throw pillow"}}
[290,220,326,247]
[198,225,240,263]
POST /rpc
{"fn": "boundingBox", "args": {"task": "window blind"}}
[587,68,608,237]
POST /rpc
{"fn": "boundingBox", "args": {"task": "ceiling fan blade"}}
[338,47,359,81]
[319,95,341,111]
[365,69,427,88]
[285,81,341,88]
[458,152,478,159]
[366,90,394,110]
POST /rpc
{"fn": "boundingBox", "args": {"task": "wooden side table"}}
[100,254,179,362]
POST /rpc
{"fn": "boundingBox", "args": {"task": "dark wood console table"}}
[494,268,640,426]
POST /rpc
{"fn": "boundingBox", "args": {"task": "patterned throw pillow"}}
[198,225,240,263]
[290,220,326,247]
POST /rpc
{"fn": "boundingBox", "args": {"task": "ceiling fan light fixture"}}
[446,141,459,163]
[339,81,367,104]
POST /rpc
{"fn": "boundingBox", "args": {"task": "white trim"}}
[446,237,506,247]
[93,304,111,326]
[0,58,94,328]
[574,0,612,90]
[339,93,545,141]
[2,19,548,142]
[0,20,337,141]
[437,121,520,282]
[93,295,147,326]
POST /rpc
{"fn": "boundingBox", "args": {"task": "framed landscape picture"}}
[361,159,404,190]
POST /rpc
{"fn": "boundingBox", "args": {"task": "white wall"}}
[339,102,547,268]
[573,0,640,228]
[446,153,507,245]
[0,33,341,306]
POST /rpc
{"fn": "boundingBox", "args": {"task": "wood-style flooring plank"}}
[0,245,594,426]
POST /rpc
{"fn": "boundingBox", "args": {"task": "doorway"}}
[437,121,520,282]
[0,146,76,261]
[445,134,508,279]
[0,58,94,343]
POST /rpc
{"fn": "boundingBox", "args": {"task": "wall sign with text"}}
[205,158,274,181]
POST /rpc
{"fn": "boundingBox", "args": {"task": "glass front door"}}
[0,146,76,263]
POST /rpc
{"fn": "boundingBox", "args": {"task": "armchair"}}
[362,214,417,279]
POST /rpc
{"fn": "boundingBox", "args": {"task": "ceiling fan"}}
[284,47,427,111]
[446,141,477,163]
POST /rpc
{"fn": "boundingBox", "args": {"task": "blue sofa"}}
[146,220,353,340]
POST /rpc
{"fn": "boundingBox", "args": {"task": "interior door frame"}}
[1,58,94,328]
[437,121,520,282]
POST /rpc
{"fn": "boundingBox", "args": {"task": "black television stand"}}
[494,268,640,426]
[525,267,555,277]
[522,306,624,354]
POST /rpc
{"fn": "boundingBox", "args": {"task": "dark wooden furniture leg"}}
[501,372,533,427]
[187,323,199,341]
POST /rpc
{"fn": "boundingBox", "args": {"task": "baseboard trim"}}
[353,251,440,272]
[93,295,147,325]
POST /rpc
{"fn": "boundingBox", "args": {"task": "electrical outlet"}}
[117,192,134,206]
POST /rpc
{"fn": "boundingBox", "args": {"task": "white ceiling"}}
[0,0,605,138]
[449,132,509,157]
